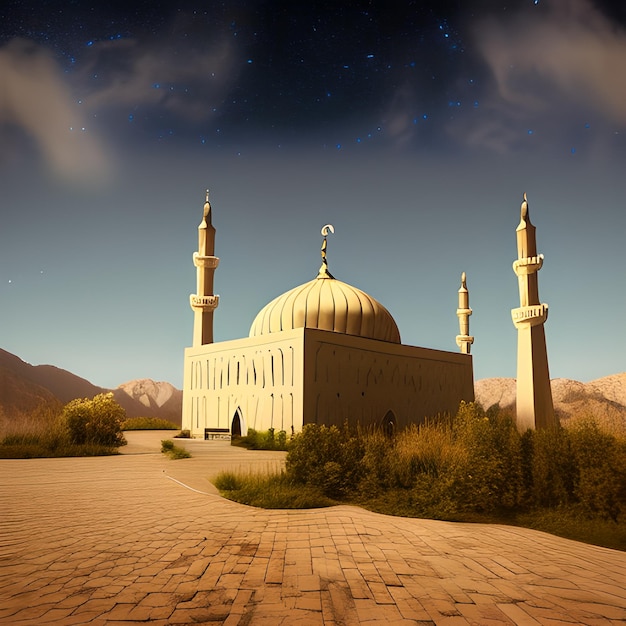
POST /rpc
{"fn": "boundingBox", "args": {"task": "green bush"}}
[0,395,127,458]
[214,469,335,509]
[527,425,576,508]
[568,419,626,521]
[280,405,626,523]
[121,417,179,430]
[161,439,191,459]
[286,423,364,498]
[63,393,126,447]
[232,428,290,451]
[447,403,523,514]
[359,430,395,492]
[208,403,626,550]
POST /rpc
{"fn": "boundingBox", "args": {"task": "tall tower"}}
[511,193,556,430]
[190,190,219,346]
[456,272,474,354]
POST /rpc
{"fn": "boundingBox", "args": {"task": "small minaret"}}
[511,193,556,430]
[456,272,474,354]
[190,190,219,346]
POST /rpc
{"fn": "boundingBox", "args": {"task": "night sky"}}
[1,0,625,389]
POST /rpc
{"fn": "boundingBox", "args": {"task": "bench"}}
[204,428,230,440]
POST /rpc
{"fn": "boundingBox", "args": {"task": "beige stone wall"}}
[183,328,474,438]
[182,329,305,437]
[302,329,474,428]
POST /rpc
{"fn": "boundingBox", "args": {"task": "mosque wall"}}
[182,329,306,437]
[182,328,474,438]
[302,328,474,429]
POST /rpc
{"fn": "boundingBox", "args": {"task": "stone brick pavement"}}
[1,432,625,625]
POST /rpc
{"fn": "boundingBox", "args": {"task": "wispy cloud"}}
[455,0,626,153]
[77,36,237,122]
[0,25,239,181]
[0,39,112,184]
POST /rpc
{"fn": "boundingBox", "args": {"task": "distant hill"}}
[475,373,626,433]
[0,348,182,425]
[116,379,182,424]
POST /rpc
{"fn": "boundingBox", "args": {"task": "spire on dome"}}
[317,224,335,279]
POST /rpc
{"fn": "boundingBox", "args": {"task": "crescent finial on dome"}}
[318,224,335,279]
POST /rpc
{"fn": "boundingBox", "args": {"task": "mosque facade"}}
[182,193,475,438]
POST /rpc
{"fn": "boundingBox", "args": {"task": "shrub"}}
[161,439,191,459]
[395,421,460,486]
[161,439,174,452]
[568,418,626,521]
[214,469,335,509]
[447,403,524,513]
[208,405,626,550]
[359,430,395,493]
[63,393,126,447]
[527,426,575,509]
[286,423,364,498]
[232,428,290,451]
[121,417,179,430]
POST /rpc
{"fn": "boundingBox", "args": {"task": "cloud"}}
[0,39,112,184]
[455,0,626,153]
[0,25,239,180]
[76,36,238,122]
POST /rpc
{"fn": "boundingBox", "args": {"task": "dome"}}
[249,265,401,344]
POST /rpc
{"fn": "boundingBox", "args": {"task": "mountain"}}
[0,348,182,425]
[115,379,182,424]
[475,373,626,433]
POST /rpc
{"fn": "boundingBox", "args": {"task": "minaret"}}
[456,272,474,354]
[511,193,556,430]
[190,190,219,346]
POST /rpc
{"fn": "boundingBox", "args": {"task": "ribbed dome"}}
[249,271,401,344]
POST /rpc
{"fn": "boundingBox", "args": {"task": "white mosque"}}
[181,192,475,439]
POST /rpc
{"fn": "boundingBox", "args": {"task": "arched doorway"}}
[380,410,396,438]
[231,407,243,438]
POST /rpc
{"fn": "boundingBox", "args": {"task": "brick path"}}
[0,432,624,625]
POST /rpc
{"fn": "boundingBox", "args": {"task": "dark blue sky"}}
[1,1,625,388]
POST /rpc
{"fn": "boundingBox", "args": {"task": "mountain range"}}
[1,347,624,433]
[0,349,182,425]
[474,373,626,433]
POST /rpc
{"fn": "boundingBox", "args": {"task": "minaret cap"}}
[520,192,531,223]
[459,271,468,292]
[203,189,212,223]
[317,224,335,279]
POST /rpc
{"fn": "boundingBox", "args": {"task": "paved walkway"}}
[1,432,624,625]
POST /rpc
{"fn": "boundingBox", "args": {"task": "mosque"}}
[181,192,475,439]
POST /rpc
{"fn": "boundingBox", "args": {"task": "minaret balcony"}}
[456,334,474,350]
[193,253,220,269]
[190,294,219,311]
[511,303,548,328]
[513,255,543,276]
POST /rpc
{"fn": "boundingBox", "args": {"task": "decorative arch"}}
[231,407,244,438]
